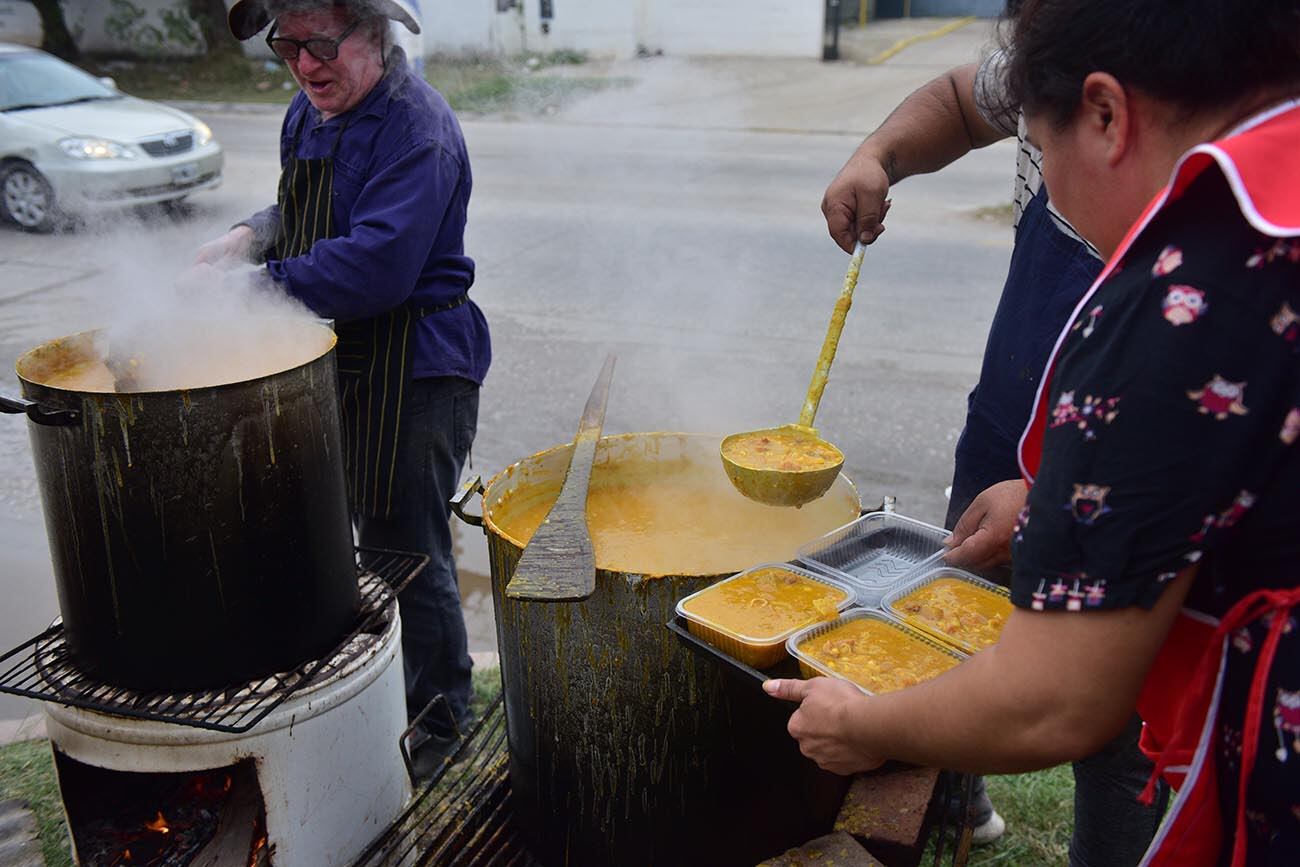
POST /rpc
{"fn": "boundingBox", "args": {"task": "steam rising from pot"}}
[26,241,329,394]
[89,264,331,392]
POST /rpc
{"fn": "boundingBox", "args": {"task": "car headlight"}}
[59,138,136,160]
[194,121,214,147]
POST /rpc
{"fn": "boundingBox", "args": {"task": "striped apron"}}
[273,109,456,519]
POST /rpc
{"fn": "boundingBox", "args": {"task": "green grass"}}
[77,49,626,115]
[84,46,300,104]
[973,767,1075,865]
[423,56,627,115]
[0,738,73,867]
[0,667,505,867]
[920,766,1075,866]
[469,663,503,715]
[969,201,1016,226]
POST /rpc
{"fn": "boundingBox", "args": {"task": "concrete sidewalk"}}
[550,18,994,136]
[166,18,997,137]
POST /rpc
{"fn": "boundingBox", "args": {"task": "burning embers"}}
[54,755,271,866]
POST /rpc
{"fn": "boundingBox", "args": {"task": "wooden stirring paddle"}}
[505,355,617,602]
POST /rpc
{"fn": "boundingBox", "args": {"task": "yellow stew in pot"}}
[721,430,842,473]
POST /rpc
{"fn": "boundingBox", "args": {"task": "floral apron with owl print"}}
[1019,100,1300,867]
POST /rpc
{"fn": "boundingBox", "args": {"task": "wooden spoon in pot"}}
[721,242,866,508]
[505,355,617,602]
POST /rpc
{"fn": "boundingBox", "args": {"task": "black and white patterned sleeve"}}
[1009,171,1300,613]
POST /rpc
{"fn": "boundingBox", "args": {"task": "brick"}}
[757,830,884,866]
[833,766,941,867]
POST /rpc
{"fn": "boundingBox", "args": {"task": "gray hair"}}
[270,3,391,57]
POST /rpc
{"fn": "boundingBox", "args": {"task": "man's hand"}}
[943,479,1029,571]
[763,677,885,775]
[822,153,893,253]
[821,62,1007,255]
[175,261,226,294]
[195,225,256,266]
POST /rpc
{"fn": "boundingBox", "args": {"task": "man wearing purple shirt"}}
[197,0,490,775]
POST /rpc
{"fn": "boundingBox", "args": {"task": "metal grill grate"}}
[0,547,426,734]
[352,693,540,867]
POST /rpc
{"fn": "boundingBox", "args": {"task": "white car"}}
[0,42,223,231]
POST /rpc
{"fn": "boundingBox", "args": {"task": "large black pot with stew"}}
[456,433,863,866]
[3,320,358,689]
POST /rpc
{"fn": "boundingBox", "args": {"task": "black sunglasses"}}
[266,18,362,62]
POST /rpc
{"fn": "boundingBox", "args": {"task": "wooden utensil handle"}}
[504,354,615,602]
[799,242,866,429]
[578,355,617,434]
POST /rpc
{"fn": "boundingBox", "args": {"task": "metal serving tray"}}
[667,616,803,691]
[796,512,948,607]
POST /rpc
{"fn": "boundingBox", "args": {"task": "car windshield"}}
[0,52,120,112]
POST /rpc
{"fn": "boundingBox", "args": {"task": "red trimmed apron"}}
[1133,591,1300,867]
[1017,101,1300,867]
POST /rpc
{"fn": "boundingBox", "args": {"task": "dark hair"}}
[1005,0,1300,128]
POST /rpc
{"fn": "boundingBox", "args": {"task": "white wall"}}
[418,0,823,60]
[517,0,637,58]
[0,1,43,48]
[638,0,824,58]
[66,0,205,57]
[8,0,825,63]
[419,0,502,56]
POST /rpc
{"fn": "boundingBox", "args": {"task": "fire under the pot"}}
[38,567,412,867]
[54,756,270,867]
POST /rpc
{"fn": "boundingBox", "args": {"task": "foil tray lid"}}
[795,512,948,606]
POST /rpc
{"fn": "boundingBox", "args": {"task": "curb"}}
[868,16,977,65]
[0,716,45,747]
[164,100,289,115]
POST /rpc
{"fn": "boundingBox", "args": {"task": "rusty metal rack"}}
[352,693,539,867]
[0,547,426,734]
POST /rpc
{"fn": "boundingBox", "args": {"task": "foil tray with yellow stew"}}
[881,567,1012,655]
[787,609,965,695]
[676,564,856,668]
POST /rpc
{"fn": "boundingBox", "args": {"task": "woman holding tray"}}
[765,1,1300,863]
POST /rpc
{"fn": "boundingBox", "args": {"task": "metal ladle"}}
[721,241,866,508]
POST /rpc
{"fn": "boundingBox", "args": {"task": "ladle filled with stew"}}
[722,241,865,508]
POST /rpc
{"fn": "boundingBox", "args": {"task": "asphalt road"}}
[0,23,1016,723]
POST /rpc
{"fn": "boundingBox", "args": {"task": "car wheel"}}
[0,163,58,232]
[161,196,192,218]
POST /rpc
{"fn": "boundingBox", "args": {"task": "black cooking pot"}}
[455,434,861,866]
[3,323,358,689]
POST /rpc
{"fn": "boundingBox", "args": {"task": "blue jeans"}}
[1069,713,1168,867]
[356,375,478,738]
[960,716,1165,864]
